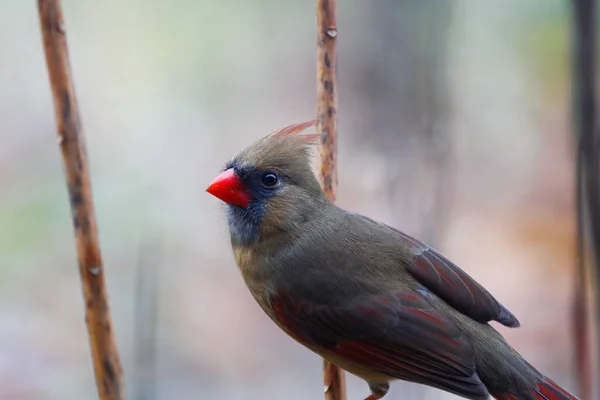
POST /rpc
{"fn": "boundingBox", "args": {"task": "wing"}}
[392,228,520,328]
[271,290,489,399]
[350,214,519,327]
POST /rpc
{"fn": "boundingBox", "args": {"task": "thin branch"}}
[37,1,125,399]
[316,1,346,400]
[570,0,598,398]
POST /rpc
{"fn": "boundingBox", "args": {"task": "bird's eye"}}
[261,172,279,188]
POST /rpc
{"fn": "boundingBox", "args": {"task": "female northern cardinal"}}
[206,120,579,400]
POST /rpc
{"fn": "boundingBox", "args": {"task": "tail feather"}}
[492,377,579,400]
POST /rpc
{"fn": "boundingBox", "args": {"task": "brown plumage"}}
[206,121,579,400]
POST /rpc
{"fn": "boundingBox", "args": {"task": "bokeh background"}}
[0,1,584,399]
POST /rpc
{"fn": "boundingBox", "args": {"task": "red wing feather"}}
[394,229,520,327]
[271,290,489,399]
[354,215,519,327]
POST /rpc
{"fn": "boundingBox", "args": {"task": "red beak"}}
[206,168,252,208]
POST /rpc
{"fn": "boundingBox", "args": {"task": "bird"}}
[205,120,579,400]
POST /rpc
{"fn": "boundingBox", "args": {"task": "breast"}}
[233,245,255,271]
[231,234,397,385]
[232,244,279,318]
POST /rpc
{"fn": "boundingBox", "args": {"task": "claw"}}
[366,382,389,399]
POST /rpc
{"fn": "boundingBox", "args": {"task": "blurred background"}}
[0,1,585,399]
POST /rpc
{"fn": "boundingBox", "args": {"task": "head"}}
[206,120,328,245]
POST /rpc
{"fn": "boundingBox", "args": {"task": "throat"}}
[227,203,264,246]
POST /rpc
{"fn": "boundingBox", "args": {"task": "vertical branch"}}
[570,0,598,398]
[316,1,346,400]
[37,1,125,400]
[317,0,338,201]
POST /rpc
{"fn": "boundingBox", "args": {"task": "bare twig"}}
[323,360,346,400]
[317,0,339,201]
[570,0,599,398]
[316,1,346,399]
[37,1,125,399]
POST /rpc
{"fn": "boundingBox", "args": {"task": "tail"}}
[491,377,579,400]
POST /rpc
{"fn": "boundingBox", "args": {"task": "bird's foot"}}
[365,394,388,400]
